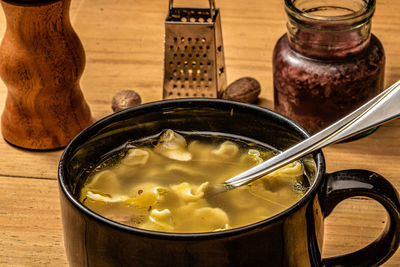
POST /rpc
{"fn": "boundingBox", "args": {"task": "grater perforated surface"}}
[163,1,226,99]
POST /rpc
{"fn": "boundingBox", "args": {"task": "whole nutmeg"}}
[111,90,142,112]
[221,77,261,104]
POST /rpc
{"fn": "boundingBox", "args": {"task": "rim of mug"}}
[58,98,326,240]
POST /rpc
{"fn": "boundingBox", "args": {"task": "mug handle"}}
[320,169,400,267]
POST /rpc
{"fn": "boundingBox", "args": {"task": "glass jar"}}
[273,0,385,134]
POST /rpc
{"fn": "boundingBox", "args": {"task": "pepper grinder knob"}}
[0,0,92,150]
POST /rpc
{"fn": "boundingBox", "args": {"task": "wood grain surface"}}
[0,0,399,265]
[0,0,92,150]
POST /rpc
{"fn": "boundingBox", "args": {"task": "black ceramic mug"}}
[58,99,400,266]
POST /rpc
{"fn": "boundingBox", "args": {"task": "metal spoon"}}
[209,80,400,195]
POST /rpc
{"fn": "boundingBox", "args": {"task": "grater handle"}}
[209,0,216,18]
[168,0,216,19]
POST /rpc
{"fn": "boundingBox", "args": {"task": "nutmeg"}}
[112,90,142,112]
[221,77,261,104]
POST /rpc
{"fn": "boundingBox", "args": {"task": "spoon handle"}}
[223,80,400,188]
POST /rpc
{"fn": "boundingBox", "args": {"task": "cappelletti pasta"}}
[80,130,313,233]
[121,148,150,166]
[211,141,239,159]
[154,129,192,161]
[171,182,209,202]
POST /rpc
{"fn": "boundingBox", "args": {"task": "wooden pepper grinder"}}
[0,0,92,150]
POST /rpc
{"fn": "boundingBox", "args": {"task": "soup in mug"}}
[79,130,314,233]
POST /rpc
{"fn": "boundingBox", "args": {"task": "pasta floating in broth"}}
[79,130,314,233]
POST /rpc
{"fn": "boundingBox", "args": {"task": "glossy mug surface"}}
[58,99,400,267]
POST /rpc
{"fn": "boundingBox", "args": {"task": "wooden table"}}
[0,0,399,265]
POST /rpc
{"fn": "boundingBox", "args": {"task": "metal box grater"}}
[163,0,227,99]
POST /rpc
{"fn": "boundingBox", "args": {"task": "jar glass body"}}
[273,0,385,134]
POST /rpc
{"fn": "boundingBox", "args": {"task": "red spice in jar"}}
[273,0,385,134]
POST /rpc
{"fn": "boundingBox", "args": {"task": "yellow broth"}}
[79,130,313,233]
